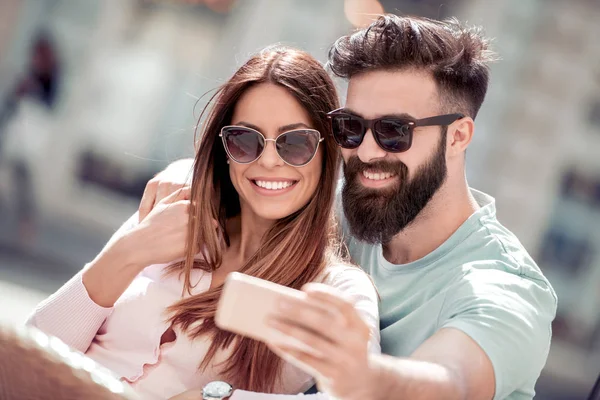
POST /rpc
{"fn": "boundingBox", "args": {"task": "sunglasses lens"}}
[374,119,412,152]
[276,130,320,166]
[330,115,363,149]
[222,127,264,163]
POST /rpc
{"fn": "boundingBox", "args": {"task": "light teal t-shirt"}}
[339,188,557,400]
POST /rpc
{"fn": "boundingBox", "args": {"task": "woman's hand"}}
[82,187,193,308]
[119,187,194,268]
[139,159,194,222]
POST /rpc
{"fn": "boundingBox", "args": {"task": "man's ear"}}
[447,117,474,157]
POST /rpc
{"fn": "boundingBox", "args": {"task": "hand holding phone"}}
[215,272,313,353]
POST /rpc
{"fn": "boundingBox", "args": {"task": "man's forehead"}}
[344,69,439,118]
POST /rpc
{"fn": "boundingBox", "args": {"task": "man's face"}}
[341,69,448,244]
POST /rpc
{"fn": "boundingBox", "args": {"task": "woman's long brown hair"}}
[166,46,341,393]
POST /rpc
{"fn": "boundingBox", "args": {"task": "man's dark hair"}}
[328,14,498,118]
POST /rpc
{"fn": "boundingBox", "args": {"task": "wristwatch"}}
[202,381,233,400]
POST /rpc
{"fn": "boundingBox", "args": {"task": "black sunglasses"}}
[220,126,324,167]
[327,108,464,153]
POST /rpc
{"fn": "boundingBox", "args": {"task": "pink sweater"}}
[26,218,380,399]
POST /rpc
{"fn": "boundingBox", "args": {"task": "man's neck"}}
[382,179,479,265]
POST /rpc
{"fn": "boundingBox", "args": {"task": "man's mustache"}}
[344,156,407,176]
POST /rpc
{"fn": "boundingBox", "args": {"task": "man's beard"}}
[341,132,448,244]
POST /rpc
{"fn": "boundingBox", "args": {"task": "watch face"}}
[203,381,233,399]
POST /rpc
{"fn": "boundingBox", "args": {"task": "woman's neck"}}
[227,208,274,260]
[213,205,275,285]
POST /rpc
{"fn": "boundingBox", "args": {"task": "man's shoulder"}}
[464,189,542,277]
[466,214,548,283]
[447,252,557,309]
[436,211,556,305]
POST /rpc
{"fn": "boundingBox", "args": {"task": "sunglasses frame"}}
[326,108,465,153]
[219,125,324,167]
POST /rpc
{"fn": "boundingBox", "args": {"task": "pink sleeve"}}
[25,270,113,353]
[25,212,139,353]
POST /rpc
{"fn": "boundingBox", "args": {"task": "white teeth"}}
[255,180,295,190]
[362,171,395,180]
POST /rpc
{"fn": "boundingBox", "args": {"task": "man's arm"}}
[269,269,555,400]
[367,328,495,400]
[268,288,490,400]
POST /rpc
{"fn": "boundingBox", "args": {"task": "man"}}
[137,15,556,400]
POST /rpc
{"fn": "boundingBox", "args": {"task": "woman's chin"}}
[251,207,298,221]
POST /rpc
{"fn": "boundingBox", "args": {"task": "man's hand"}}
[139,159,194,222]
[267,283,375,400]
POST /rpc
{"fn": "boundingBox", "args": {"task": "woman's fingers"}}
[138,178,158,222]
[158,186,192,205]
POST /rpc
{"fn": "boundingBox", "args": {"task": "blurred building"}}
[460,1,600,398]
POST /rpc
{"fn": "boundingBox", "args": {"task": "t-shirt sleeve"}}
[325,265,381,354]
[438,266,557,400]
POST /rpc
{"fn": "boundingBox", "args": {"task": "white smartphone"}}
[216,272,332,381]
[215,272,308,345]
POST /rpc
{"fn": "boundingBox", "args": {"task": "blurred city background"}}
[0,0,599,398]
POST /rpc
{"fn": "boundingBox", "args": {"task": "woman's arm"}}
[26,270,115,353]
[25,212,139,352]
[27,188,192,352]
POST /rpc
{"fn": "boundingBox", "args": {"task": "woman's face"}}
[226,83,323,221]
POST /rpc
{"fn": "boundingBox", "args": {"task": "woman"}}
[27,46,379,399]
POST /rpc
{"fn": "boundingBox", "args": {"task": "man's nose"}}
[356,129,388,164]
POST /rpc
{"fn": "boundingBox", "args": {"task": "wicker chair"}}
[0,326,139,400]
